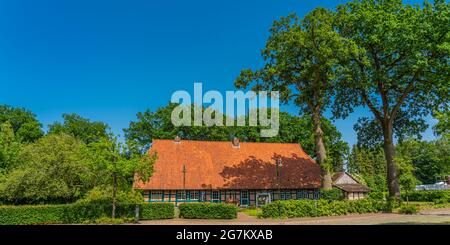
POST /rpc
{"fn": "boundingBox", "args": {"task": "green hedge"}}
[260,199,386,218]
[0,203,175,224]
[0,205,67,225]
[402,190,450,203]
[179,203,238,219]
[140,203,174,220]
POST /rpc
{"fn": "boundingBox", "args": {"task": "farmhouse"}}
[133,137,323,206]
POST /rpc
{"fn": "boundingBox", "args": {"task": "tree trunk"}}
[112,172,117,219]
[312,111,332,190]
[382,121,400,199]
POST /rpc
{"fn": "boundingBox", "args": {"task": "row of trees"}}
[235,0,449,198]
[0,103,348,203]
[0,106,156,218]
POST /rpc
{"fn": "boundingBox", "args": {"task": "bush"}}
[0,205,67,225]
[260,199,386,218]
[398,204,419,215]
[179,203,238,219]
[140,203,174,220]
[368,191,385,200]
[402,190,450,203]
[319,188,343,201]
[89,217,135,224]
[0,202,176,224]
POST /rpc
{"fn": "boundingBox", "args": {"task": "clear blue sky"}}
[0,0,436,145]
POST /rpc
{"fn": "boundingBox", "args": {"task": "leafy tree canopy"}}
[0,134,94,204]
[0,105,43,143]
[48,113,111,144]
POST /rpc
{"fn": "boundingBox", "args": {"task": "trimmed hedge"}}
[179,203,238,219]
[260,199,386,218]
[0,204,137,225]
[0,203,175,224]
[402,190,450,203]
[140,203,174,220]
[0,205,67,225]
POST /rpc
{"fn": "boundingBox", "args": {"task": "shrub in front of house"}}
[259,199,386,218]
[401,190,450,203]
[0,205,67,225]
[0,203,138,225]
[140,203,174,220]
[179,203,238,219]
[319,188,344,201]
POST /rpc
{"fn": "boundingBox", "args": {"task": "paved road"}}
[138,208,450,225]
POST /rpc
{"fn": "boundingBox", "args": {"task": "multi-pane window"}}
[281,191,291,200]
[313,190,319,199]
[150,191,163,201]
[177,191,186,200]
[189,190,199,201]
[297,190,307,199]
[211,190,220,202]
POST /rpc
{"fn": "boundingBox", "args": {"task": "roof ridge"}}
[152,139,301,145]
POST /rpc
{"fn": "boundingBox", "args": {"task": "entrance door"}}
[240,190,249,206]
[256,193,271,207]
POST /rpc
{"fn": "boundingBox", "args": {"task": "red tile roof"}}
[133,139,322,190]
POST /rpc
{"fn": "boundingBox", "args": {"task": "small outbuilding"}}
[332,172,371,200]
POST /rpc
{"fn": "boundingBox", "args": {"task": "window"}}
[211,190,220,203]
[189,190,199,201]
[281,191,291,200]
[150,191,164,202]
[177,191,186,200]
[297,190,307,199]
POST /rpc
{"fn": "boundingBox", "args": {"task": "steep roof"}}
[133,139,322,190]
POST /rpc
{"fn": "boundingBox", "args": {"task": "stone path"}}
[138,208,450,225]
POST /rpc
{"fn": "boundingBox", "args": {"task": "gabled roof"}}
[332,172,360,184]
[133,139,322,190]
[334,184,371,193]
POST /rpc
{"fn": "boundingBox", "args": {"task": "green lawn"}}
[240,208,262,217]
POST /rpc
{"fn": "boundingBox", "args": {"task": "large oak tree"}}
[234,9,352,189]
[333,0,449,198]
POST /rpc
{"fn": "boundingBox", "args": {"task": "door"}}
[240,190,249,206]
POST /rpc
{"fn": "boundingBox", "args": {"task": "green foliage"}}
[0,122,21,178]
[396,139,449,184]
[0,134,94,204]
[0,202,176,224]
[0,204,130,225]
[260,199,386,218]
[398,204,419,215]
[433,109,450,139]
[89,217,134,224]
[402,190,450,203]
[347,146,387,192]
[140,203,174,220]
[48,113,111,144]
[319,188,343,201]
[76,186,144,206]
[367,191,386,200]
[179,203,238,219]
[0,105,43,143]
[333,0,450,197]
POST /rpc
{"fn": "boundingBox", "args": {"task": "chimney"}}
[232,137,240,147]
[174,135,181,143]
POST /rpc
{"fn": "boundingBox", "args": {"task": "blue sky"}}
[0,0,437,145]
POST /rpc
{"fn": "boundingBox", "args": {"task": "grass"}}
[240,208,262,217]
